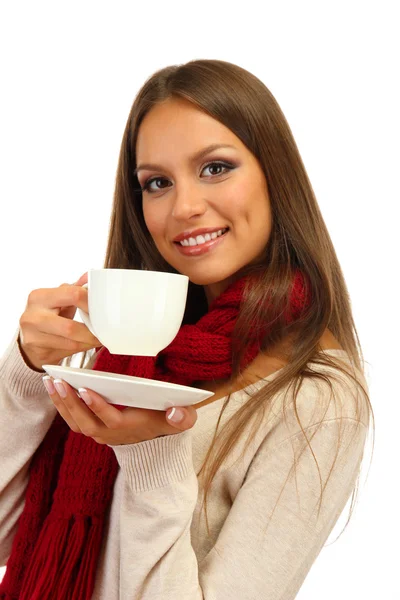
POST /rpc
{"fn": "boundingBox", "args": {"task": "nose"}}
[171,180,207,221]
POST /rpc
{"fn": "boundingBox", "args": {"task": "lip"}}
[174,228,229,257]
[173,226,229,243]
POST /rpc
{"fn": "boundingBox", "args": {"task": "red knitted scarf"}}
[0,270,311,600]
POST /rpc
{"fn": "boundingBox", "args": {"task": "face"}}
[135,97,272,305]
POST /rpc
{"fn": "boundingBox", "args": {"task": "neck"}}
[203,276,235,307]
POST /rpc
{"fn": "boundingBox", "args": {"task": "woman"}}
[0,59,373,599]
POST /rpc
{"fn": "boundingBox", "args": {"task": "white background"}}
[0,1,398,597]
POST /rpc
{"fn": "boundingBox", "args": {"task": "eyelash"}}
[139,160,236,194]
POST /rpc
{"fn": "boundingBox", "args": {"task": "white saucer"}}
[42,365,214,411]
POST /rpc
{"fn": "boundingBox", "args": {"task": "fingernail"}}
[78,388,92,405]
[54,379,67,398]
[42,376,55,395]
[167,407,185,423]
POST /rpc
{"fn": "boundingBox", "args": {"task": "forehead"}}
[135,98,242,160]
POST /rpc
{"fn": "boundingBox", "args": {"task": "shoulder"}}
[300,350,370,426]
[241,349,370,454]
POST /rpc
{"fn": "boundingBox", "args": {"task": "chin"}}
[163,251,243,287]
[187,270,237,288]
[187,274,219,286]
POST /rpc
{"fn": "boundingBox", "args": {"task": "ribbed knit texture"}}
[114,429,193,493]
[0,269,311,600]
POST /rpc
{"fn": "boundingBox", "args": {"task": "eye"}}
[202,162,232,177]
[140,160,236,194]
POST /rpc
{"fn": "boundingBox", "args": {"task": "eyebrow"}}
[134,143,237,176]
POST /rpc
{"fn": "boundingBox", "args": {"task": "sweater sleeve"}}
[0,329,57,565]
[110,415,368,600]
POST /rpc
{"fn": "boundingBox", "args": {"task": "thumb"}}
[166,405,198,431]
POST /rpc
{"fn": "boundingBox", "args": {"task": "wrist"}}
[17,334,46,373]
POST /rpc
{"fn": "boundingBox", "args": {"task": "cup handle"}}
[77,283,98,338]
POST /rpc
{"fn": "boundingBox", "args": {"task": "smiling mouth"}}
[173,227,230,257]
[174,227,229,247]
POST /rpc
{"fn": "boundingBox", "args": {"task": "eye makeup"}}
[139,160,237,194]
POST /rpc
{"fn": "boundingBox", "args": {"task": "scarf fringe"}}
[52,515,87,599]
[18,514,101,600]
[19,516,73,599]
[71,516,104,598]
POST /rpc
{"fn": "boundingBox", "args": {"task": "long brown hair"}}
[76,59,374,540]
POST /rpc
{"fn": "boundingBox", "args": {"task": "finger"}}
[21,311,101,345]
[77,387,125,430]
[73,272,88,286]
[20,329,97,358]
[20,325,101,359]
[82,386,198,436]
[78,388,167,440]
[26,285,89,312]
[53,379,104,437]
[166,405,198,432]
[44,378,82,433]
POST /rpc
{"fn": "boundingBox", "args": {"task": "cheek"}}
[219,181,248,219]
[142,203,164,238]
[226,180,265,222]
[231,181,272,243]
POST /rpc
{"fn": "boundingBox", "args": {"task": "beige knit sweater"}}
[0,328,370,599]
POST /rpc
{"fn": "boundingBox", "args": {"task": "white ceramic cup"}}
[77,269,189,356]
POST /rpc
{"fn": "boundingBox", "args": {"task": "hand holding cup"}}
[19,272,103,371]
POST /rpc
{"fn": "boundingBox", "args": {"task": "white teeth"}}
[179,228,228,247]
